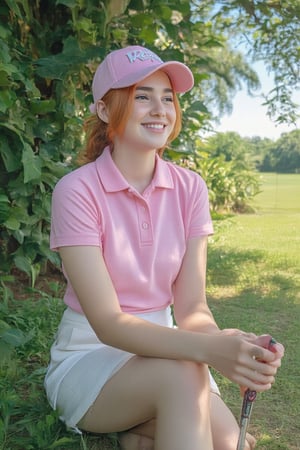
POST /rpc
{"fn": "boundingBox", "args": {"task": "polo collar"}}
[96,146,174,193]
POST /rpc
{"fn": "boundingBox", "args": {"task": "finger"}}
[253,334,273,349]
[236,375,273,392]
[252,359,278,376]
[269,356,283,368]
[273,342,285,357]
[251,345,279,363]
[236,364,275,390]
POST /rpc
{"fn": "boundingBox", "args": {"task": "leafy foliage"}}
[0,279,119,449]
[0,0,299,283]
[181,151,260,212]
[261,130,300,173]
[213,0,300,124]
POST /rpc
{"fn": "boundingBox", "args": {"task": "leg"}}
[78,357,213,450]
[118,393,256,450]
[210,393,256,450]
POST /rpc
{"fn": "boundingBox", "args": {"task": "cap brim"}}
[111,61,194,94]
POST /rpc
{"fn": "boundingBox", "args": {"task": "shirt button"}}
[142,222,149,229]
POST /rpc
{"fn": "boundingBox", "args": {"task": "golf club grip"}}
[236,336,277,450]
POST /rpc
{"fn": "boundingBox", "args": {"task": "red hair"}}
[78,85,182,164]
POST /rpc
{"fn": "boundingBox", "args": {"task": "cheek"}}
[168,106,177,123]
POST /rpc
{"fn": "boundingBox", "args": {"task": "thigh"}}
[78,356,208,434]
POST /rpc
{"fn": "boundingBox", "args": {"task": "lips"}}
[142,123,166,130]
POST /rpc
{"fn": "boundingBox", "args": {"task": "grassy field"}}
[1,173,299,449]
[253,172,300,213]
[208,172,300,450]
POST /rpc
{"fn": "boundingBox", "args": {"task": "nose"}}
[150,97,166,117]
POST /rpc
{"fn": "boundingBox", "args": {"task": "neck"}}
[111,146,157,193]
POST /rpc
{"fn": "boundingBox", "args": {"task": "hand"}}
[219,331,285,368]
[254,334,285,364]
[206,332,283,392]
[239,334,285,394]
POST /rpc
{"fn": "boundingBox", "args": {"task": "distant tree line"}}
[205,130,300,174]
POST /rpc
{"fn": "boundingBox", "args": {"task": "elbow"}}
[89,313,124,348]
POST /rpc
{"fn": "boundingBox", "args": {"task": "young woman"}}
[45,45,284,450]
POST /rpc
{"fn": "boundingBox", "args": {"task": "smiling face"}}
[114,70,177,154]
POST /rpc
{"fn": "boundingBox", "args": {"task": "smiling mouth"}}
[142,123,166,130]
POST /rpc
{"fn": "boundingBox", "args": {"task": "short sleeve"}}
[50,171,102,250]
[187,173,213,239]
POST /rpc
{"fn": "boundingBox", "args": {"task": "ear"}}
[96,100,109,123]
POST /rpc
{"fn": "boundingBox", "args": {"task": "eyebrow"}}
[135,86,173,93]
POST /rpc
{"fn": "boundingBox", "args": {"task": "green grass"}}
[1,173,299,449]
[253,172,300,213]
[208,173,300,450]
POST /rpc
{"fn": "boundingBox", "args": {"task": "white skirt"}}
[44,306,220,431]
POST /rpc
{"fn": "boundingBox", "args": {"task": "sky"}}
[214,61,300,140]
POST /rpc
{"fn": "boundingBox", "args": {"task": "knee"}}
[160,360,210,398]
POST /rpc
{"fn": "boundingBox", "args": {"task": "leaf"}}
[0,134,21,172]
[34,37,100,79]
[106,0,131,21]
[22,144,42,183]
[48,437,77,448]
[0,70,11,87]
[4,0,23,18]
[56,0,77,7]
[13,255,32,276]
[23,78,41,98]
[0,194,10,224]
[0,340,14,362]
[29,99,56,114]
[0,193,9,203]
[0,62,19,76]
[1,328,27,347]
[4,216,20,230]
[186,101,209,114]
[0,89,16,111]
[0,319,10,333]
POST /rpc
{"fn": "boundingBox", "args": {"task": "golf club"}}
[236,337,277,450]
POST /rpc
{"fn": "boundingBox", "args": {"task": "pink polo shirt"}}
[50,147,213,314]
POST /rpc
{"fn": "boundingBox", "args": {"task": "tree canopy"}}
[0,0,299,281]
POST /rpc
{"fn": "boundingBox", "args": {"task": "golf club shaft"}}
[236,390,256,450]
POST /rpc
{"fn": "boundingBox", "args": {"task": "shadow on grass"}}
[207,246,299,296]
[1,247,299,450]
[206,246,300,450]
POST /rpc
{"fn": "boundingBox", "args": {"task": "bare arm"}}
[173,236,284,386]
[59,245,207,361]
[59,245,280,391]
[173,236,219,333]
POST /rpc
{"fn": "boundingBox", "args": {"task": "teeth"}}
[144,124,164,129]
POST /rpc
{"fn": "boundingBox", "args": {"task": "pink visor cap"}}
[89,45,194,113]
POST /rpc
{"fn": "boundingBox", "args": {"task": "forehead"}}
[135,70,173,90]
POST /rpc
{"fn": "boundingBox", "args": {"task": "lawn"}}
[207,172,300,450]
[253,172,300,214]
[1,173,299,449]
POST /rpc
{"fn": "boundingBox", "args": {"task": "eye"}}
[163,96,174,103]
[135,94,149,101]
